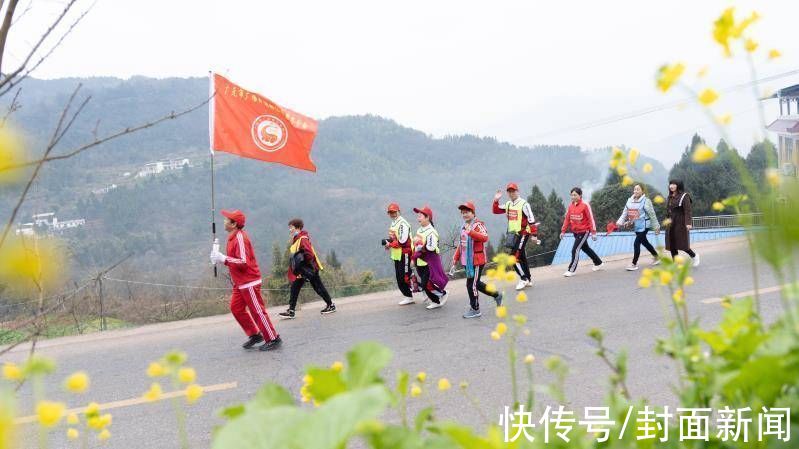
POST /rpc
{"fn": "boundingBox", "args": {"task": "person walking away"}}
[278,218,337,319]
[210,209,281,351]
[616,184,661,271]
[493,182,538,290]
[665,179,699,267]
[560,187,603,277]
[449,201,503,318]
[384,202,416,305]
[412,206,448,309]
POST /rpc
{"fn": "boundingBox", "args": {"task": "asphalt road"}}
[4,237,785,448]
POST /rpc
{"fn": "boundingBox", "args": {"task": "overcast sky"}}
[6,0,798,165]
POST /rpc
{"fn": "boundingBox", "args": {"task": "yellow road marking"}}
[15,381,237,425]
[701,285,784,304]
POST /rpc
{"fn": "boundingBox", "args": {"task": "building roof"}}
[768,84,799,99]
[767,119,799,133]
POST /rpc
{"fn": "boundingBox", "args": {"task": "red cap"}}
[387,202,400,213]
[413,205,434,222]
[506,182,519,192]
[221,209,246,227]
[458,201,476,213]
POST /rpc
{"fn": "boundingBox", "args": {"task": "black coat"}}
[665,192,692,251]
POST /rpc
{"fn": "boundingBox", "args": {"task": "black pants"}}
[670,248,696,258]
[289,269,332,310]
[632,230,658,265]
[466,265,497,311]
[568,232,602,272]
[393,254,413,298]
[512,234,531,281]
[416,265,444,303]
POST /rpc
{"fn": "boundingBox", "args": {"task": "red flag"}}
[210,73,318,172]
[606,221,618,235]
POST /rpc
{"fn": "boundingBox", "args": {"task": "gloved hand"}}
[210,250,226,264]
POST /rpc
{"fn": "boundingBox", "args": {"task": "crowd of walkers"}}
[209,179,701,350]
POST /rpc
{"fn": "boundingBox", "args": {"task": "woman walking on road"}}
[665,179,700,267]
[616,184,661,271]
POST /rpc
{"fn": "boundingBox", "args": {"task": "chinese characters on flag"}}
[210,73,318,172]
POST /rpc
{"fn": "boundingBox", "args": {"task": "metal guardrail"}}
[691,213,763,229]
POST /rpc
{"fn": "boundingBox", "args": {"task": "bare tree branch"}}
[0,86,20,127]
[1,95,212,172]
[0,1,92,98]
[0,84,87,249]
[0,0,79,92]
[0,0,20,72]
[9,0,32,27]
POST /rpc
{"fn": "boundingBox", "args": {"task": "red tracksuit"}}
[224,229,279,342]
[561,199,597,235]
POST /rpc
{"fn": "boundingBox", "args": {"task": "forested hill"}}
[0,76,668,280]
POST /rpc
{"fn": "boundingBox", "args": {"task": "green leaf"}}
[345,341,392,389]
[253,383,295,409]
[414,406,434,433]
[362,424,422,449]
[212,406,306,449]
[428,422,495,449]
[218,404,245,420]
[396,371,410,400]
[296,385,392,449]
[307,367,347,402]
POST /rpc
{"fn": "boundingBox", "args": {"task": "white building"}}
[17,212,86,236]
[136,158,191,178]
[766,84,799,176]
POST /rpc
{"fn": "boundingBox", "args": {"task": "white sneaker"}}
[439,292,448,306]
[651,258,661,266]
[592,262,604,272]
[625,264,639,271]
[515,280,527,290]
[426,300,442,309]
[692,254,701,267]
[526,279,534,288]
[398,297,415,306]
[563,271,575,277]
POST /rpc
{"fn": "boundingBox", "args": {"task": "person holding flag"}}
[210,209,281,351]
[278,219,337,319]
[560,187,604,277]
[449,201,503,318]
[412,206,448,309]
[384,203,417,305]
[615,184,661,271]
[493,182,538,290]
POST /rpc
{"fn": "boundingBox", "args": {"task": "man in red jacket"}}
[450,201,503,318]
[559,187,604,277]
[210,209,281,351]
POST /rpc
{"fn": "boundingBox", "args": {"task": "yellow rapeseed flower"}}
[768,49,782,60]
[67,428,79,440]
[765,169,781,187]
[712,202,725,212]
[67,413,79,425]
[524,354,535,364]
[716,114,733,125]
[496,322,508,336]
[642,163,653,174]
[0,236,66,291]
[641,268,654,278]
[416,371,426,382]
[331,361,344,372]
[516,291,528,303]
[64,371,90,393]
[662,218,672,227]
[437,378,451,391]
[612,147,623,158]
[143,383,162,402]
[410,383,422,397]
[87,414,111,430]
[98,429,111,441]
[485,283,497,294]
[513,314,527,325]
[713,7,735,56]
[495,305,507,318]
[659,271,673,285]
[621,175,634,187]
[36,401,65,428]
[653,195,665,204]
[0,126,27,185]
[490,331,501,341]
[506,255,517,266]
[178,367,196,384]
[2,362,22,381]
[616,165,628,177]
[146,362,165,378]
[84,402,100,418]
[673,289,684,302]
[486,269,497,278]
[692,144,716,163]
[504,272,516,282]
[638,276,652,289]
[628,148,640,165]
[186,384,204,404]
[609,158,619,169]
[674,255,686,265]
[745,38,758,53]
[656,63,685,92]
[684,276,695,286]
[698,89,719,106]
[302,374,313,385]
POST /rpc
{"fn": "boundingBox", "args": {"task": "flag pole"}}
[209,71,217,277]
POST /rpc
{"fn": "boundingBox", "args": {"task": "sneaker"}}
[278,309,295,319]
[398,297,415,306]
[463,308,482,318]
[494,291,503,307]
[439,291,448,306]
[563,271,575,277]
[515,280,527,290]
[242,333,264,349]
[426,301,443,310]
[625,264,639,271]
[592,262,604,272]
[692,254,700,267]
[259,336,282,351]
[651,257,661,266]
[321,304,337,314]
[526,279,534,288]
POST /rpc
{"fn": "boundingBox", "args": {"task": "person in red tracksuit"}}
[449,201,503,319]
[210,209,281,351]
[559,187,604,277]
